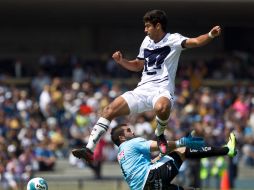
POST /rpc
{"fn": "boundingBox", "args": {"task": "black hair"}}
[143,10,168,32]
[110,124,127,146]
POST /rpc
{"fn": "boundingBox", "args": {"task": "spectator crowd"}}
[0,50,254,189]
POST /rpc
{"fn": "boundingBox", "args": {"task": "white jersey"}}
[137,33,188,95]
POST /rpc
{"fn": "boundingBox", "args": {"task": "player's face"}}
[123,126,135,140]
[144,22,157,40]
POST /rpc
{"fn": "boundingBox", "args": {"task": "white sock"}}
[86,117,110,151]
[155,116,169,136]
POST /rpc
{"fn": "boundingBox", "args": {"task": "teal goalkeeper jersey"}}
[117,137,152,190]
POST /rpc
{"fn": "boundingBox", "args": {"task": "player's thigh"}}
[148,155,182,183]
[101,96,130,119]
[157,154,183,181]
[146,161,182,190]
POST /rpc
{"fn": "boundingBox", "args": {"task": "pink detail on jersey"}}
[118,150,125,161]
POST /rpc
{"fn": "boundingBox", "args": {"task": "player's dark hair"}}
[111,124,127,146]
[143,10,168,32]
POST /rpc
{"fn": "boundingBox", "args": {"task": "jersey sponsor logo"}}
[144,46,171,75]
[118,150,125,161]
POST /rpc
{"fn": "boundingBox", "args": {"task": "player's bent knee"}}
[101,105,115,119]
[155,101,171,114]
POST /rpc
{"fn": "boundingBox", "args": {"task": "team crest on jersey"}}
[118,150,125,161]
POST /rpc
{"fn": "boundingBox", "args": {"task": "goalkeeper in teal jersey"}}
[111,124,237,190]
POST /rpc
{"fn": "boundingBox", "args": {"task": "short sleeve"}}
[137,36,150,59]
[170,33,189,50]
[134,138,151,155]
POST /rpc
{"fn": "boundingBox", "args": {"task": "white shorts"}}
[121,85,174,114]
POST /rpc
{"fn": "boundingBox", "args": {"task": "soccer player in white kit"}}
[72,10,221,162]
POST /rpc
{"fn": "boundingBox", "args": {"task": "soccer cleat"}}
[72,147,94,163]
[156,134,169,155]
[226,132,237,158]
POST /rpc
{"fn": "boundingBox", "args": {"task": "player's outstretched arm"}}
[184,25,221,48]
[112,51,144,72]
